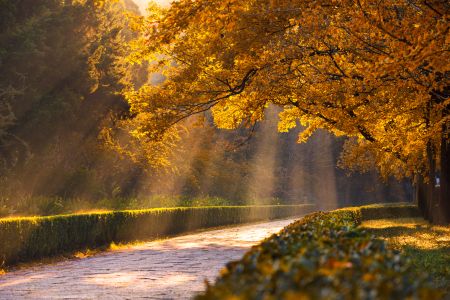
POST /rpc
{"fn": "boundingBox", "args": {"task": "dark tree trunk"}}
[419,86,450,224]
[415,143,440,223]
[426,143,438,222]
[436,85,450,224]
[417,96,434,222]
[438,118,450,224]
[415,175,429,220]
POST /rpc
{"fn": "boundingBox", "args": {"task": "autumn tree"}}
[123,0,449,223]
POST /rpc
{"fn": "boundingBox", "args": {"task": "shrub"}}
[0,205,314,268]
[197,207,441,299]
[359,203,421,220]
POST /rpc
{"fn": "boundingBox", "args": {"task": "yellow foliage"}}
[123,0,449,177]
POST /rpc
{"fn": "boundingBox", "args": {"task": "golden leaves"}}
[121,0,449,175]
[278,107,300,133]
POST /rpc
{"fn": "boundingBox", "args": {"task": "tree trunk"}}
[419,85,449,224]
[415,175,429,220]
[436,85,450,225]
[438,121,450,224]
[426,143,438,222]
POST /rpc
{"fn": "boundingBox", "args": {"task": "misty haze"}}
[0,0,448,299]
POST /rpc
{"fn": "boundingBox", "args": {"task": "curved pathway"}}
[0,218,296,299]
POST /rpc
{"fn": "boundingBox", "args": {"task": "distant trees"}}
[0,0,440,217]
[125,1,449,223]
[0,0,140,206]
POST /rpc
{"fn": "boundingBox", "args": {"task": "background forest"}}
[0,0,410,217]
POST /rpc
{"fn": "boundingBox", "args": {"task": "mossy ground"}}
[362,218,450,294]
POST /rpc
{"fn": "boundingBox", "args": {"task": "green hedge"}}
[359,203,421,220]
[0,205,314,268]
[197,206,442,299]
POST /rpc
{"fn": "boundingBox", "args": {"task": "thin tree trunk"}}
[427,143,440,223]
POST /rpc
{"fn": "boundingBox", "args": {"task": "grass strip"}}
[362,218,450,295]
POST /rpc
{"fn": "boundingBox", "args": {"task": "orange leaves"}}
[122,0,449,175]
[324,258,353,270]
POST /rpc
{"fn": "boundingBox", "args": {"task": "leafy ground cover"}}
[362,218,450,295]
[197,205,444,299]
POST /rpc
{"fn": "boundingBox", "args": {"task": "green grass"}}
[0,195,290,218]
[362,218,450,293]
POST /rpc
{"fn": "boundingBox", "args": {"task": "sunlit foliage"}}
[126,0,449,179]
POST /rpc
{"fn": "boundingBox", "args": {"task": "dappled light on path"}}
[0,219,295,299]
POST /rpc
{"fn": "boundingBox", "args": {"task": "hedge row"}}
[0,205,314,268]
[358,203,421,220]
[197,206,441,299]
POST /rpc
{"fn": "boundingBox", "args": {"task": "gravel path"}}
[0,218,296,299]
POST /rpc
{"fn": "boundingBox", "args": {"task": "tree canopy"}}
[0,0,447,221]
[125,0,449,180]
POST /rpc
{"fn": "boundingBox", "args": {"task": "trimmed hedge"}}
[0,205,314,268]
[197,206,442,299]
[359,203,421,220]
